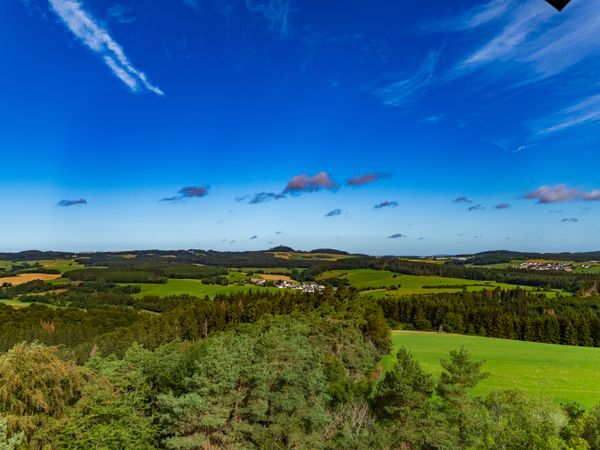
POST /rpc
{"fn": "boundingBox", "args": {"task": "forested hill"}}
[463,250,600,265]
[0,248,355,268]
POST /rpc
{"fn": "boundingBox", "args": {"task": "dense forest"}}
[0,287,599,448]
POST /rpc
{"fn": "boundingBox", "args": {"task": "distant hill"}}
[309,248,349,255]
[267,246,295,252]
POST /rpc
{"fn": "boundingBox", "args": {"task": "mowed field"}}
[318,269,562,297]
[383,331,600,408]
[123,279,282,298]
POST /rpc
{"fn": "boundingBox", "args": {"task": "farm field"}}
[318,269,562,297]
[123,278,282,298]
[383,331,600,408]
[0,273,62,285]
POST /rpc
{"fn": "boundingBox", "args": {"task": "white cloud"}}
[48,0,164,95]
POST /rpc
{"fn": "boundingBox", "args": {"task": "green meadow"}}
[319,269,561,297]
[124,278,282,298]
[383,331,600,408]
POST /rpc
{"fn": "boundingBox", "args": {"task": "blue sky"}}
[1,0,599,254]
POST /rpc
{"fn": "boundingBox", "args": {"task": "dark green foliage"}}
[378,289,600,348]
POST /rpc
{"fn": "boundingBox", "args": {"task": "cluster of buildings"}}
[515,261,577,271]
[250,278,326,293]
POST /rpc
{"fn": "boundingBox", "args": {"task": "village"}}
[249,278,326,293]
[515,261,593,272]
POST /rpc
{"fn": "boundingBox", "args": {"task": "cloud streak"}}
[248,192,286,204]
[161,185,209,202]
[48,0,163,95]
[374,51,439,107]
[58,198,87,207]
[388,233,406,239]
[535,94,600,136]
[374,201,398,209]
[324,208,342,217]
[453,196,473,204]
[345,172,390,187]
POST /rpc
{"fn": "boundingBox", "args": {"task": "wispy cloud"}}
[48,0,163,95]
[453,196,473,204]
[182,0,201,13]
[234,195,250,203]
[161,185,209,202]
[562,217,579,223]
[245,0,292,39]
[468,204,485,211]
[494,203,510,210]
[373,51,439,107]
[106,4,136,24]
[421,114,445,124]
[374,201,398,209]
[535,94,600,135]
[324,208,342,217]
[457,0,600,80]
[345,172,390,187]
[283,172,338,194]
[388,233,406,239]
[248,192,286,204]
[427,0,516,31]
[58,198,87,207]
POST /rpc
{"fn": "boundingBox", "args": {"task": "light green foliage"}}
[61,345,158,449]
[582,404,600,449]
[386,331,600,407]
[484,390,567,449]
[0,342,87,417]
[0,342,88,447]
[0,420,23,450]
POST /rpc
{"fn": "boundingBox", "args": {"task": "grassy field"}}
[31,259,85,273]
[383,331,600,408]
[0,259,84,274]
[318,269,561,297]
[124,279,282,298]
